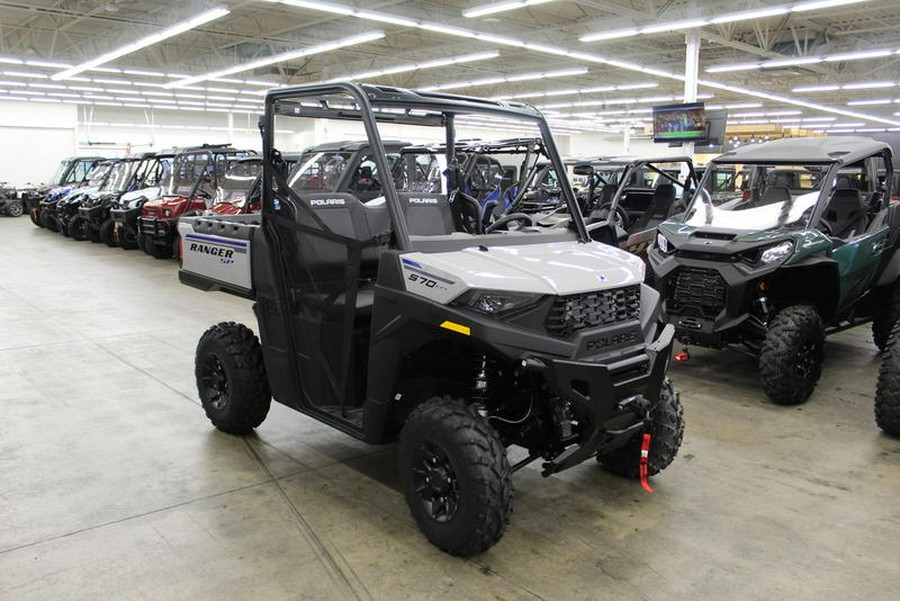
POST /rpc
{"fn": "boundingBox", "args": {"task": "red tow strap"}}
[639,433,654,493]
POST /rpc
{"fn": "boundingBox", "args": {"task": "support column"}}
[623,126,631,154]
[683,30,701,157]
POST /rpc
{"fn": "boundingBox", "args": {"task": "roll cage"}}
[262,82,590,249]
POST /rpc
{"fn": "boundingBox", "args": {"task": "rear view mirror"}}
[573,164,594,176]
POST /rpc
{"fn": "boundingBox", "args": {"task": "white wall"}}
[0,101,78,186]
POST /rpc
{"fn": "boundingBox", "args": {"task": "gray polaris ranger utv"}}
[178,82,683,556]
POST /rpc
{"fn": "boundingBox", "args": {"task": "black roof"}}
[714,136,890,165]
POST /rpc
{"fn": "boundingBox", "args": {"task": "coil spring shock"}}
[471,353,497,404]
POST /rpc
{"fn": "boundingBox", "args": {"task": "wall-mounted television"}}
[652,102,708,143]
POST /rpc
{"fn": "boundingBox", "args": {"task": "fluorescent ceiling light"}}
[165,31,384,88]
[641,19,708,34]
[824,49,893,62]
[268,0,353,16]
[324,50,498,83]
[706,63,760,73]
[422,67,588,91]
[794,81,896,92]
[52,7,230,80]
[793,84,840,92]
[26,60,71,69]
[464,0,556,19]
[842,81,895,89]
[354,10,418,27]
[578,29,639,42]
[762,57,822,68]
[2,70,48,79]
[792,0,867,11]
[847,99,892,106]
[123,69,166,77]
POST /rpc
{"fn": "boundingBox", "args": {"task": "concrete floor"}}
[1,216,898,601]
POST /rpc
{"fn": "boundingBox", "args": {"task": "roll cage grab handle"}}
[260,82,591,247]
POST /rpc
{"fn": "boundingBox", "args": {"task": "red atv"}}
[138,144,256,259]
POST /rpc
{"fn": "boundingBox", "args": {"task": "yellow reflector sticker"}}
[440,321,471,336]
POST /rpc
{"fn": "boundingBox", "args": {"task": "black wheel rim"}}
[199,352,229,410]
[410,441,459,523]
[796,340,818,378]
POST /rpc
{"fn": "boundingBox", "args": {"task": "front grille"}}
[546,285,641,337]
[667,267,727,318]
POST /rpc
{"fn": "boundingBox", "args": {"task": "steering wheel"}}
[485,212,537,233]
[595,203,630,230]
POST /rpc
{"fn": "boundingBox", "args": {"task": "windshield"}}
[49,160,72,185]
[216,161,262,205]
[288,151,353,192]
[84,163,113,188]
[140,156,173,189]
[168,152,212,196]
[100,160,137,193]
[394,150,446,193]
[685,162,830,231]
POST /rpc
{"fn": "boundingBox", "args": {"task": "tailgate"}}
[178,214,259,298]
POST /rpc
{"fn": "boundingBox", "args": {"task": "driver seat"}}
[823,188,867,239]
[630,184,675,232]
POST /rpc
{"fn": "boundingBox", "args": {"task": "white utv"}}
[178,82,684,556]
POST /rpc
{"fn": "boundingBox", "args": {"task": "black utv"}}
[650,137,899,404]
[76,153,161,244]
[177,82,684,556]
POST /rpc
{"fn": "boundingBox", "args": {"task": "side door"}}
[831,155,891,306]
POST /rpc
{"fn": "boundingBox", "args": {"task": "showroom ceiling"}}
[0,0,898,134]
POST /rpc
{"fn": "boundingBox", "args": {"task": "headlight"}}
[455,289,542,315]
[760,240,794,264]
[163,209,172,217]
[656,232,671,254]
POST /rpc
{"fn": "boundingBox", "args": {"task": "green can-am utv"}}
[650,136,899,405]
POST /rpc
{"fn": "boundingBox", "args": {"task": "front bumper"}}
[531,323,674,475]
[110,206,139,229]
[138,215,176,243]
[649,247,772,347]
[78,204,107,224]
